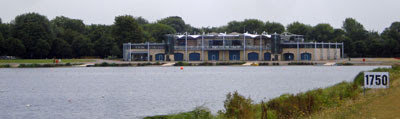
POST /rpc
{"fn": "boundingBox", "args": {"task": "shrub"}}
[0,64,11,68]
[144,106,213,119]
[174,61,191,66]
[220,91,255,119]
[259,63,269,66]
[288,62,314,65]
[217,62,245,66]
[199,62,213,66]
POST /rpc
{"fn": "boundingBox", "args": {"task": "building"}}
[123,32,344,62]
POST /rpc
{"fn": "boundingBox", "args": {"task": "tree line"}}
[0,12,399,59]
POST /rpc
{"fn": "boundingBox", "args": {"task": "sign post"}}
[363,72,390,95]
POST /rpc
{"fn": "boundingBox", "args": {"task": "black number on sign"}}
[369,75,374,85]
[375,75,381,85]
[365,75,369,85]
[382,75,388,85]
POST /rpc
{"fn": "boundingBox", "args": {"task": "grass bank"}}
[0,64,11,68]
[145,65,399,119]
[18,63,82,68]
[173,61,246,66]
[0,59,95,64]
[88,62,164,67]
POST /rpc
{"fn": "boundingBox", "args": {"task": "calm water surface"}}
[0,66,389,119]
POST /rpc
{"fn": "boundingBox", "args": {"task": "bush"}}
[174,61,191,66]
[65,63,72,66]
[199,62,213,66]
[259,63,269,66]
[0,64,11,68]
[337,62,354,66]
[288,62,315,65]
[217,62,245,66]
[144,106,213,119]
[220,91,255,119]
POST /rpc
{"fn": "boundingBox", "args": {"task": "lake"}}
[0,66,389,119]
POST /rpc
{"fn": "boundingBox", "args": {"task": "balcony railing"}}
[174,46,271,50]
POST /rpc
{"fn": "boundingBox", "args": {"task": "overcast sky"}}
[0,0,399,32]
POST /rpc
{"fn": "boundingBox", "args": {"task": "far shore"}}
[0,58,399,68]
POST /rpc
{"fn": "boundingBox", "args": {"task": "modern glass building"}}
[123,32,344,62]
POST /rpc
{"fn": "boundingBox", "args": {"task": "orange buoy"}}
[180,66,183,70]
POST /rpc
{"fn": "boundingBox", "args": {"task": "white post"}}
[185,32,188,62]
[314,42,317,61]
[321,42,324,60]
[328,42,331,60]
[223,34,225,61]
[342,42,344,59]
[335,42,338,60]
[297,41,300,61]
[259,34,262,61]
[202,32,204,61]
[129,43,132,61]
[147,42,150,62]
[243,33,246,61]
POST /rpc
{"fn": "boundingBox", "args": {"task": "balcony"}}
[174,46,270,50]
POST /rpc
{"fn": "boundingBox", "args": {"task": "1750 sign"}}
[364,72,390,88]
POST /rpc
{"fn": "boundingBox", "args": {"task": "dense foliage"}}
[0,13,399,58]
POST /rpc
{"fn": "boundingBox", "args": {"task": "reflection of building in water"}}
[123,32,344,62]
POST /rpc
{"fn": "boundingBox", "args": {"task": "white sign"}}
[364,72,390,88]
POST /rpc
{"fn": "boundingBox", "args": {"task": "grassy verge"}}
[0,59,95,64]
[288,62,315,65]
[173,61,245,66]
[18,63,80,68]
[89,62,164,67]
[0,64,11,68]
[308,66,400,119]
[336,62,354,66]
[145,65,399,119]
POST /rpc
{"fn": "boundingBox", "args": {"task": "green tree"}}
[11,13,54,58]
[287,22,313,40]
[33,39,51,58]
[51,16,85,33]
[86,24,112,41]
[94,34,116,58]
[71,35,94,57]
[242,19,264,34]
[157,16,187,33]
[110,44,121,57]
[134,16,149,25]
[342,18,367,41]
[112,15,144,47]
[50,38,73,58]
[0,33,5,55]
[226,21,244,33]
[263,21,285,34]
[4,37,25,56]
[0,18,11,39]
[311,23,334,42]
[143,23,176,42]
[381,22,400,57]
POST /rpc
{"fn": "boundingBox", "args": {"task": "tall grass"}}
[146,65,400,119]
[144,106,214,119]
[218,65,399,119]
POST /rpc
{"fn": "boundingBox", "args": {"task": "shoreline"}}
[144,65,399,119]
[1,58,398,68]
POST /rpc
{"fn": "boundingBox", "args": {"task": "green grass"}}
[144,106,215,119]
[0,59,95,64]
[147,65,400,119]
